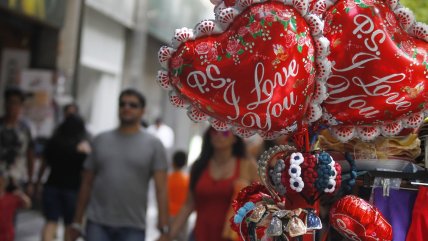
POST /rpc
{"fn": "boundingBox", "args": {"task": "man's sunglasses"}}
[119,101,141,109]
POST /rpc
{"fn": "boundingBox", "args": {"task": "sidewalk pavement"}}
[15,181,194,241]
[15,205,156,241]
[15,210,47,241]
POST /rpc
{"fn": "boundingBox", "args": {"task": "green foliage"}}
[400,0,428,24]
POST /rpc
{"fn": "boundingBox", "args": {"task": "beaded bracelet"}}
[269,159,287,195]
[258,145,296,201]
[315,152,337,193]
[344,152,357,190]
[234,201,256,224]
[289,152,304,192]
[325,153,337,193]
[235,202,257,241]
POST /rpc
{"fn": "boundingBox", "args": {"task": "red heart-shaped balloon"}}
[158,0,328,139]
[310,0,428,141]
[330,195,393,241]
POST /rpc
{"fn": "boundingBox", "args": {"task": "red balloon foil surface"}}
[330,195,393,241]
[169,2,316,134]
[322,0,428,126]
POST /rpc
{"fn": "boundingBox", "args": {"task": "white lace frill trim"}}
[312,0,428,142]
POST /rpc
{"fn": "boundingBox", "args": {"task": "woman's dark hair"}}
[189,127,246,191]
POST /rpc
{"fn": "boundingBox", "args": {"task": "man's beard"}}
[120,117,139,126]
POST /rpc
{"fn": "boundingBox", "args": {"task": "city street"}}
[15,205,158,241]
[15,181,195,241]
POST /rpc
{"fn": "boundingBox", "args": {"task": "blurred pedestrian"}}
[167,127,259,241]
[63,103,80,119]
[167,151,189,241]
[0,87,35,195]
[0,169,31,241]
[70,89,169,241]
[140,119,149,129]
[147,117,174,150]
[36,114,91,241]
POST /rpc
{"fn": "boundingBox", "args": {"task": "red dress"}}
[194,159,240,241]
[0,193,23,241]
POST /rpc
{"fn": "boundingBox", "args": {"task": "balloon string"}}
[305,126,310,153]
[293,122,310,152]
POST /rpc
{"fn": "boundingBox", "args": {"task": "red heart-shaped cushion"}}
[330,195,393,241]
[311,0,428,141]
[158,1,326,138]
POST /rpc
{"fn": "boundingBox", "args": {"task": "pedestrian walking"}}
[36,114,91,241]
[167,127,259,241]
[167,151,189,241]
[70,89,169,241]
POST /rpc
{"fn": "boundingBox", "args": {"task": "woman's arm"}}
[15,190,31,209]
[248,157,260,182]
[153,169,169,241]
[168,190,195,240]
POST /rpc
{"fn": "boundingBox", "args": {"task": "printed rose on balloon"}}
[309,0,428,142]
[157,0,331,139]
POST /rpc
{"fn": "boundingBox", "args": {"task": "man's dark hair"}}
[155,117,162,125]
[119,88,146,108]
[63,103,79,114]
[173,151,187,169]
[4,87,25,103]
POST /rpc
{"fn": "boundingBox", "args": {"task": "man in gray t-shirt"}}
[71,89,169,241]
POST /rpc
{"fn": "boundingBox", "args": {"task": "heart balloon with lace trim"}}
[309,0,428,142]
[157,0,330,139]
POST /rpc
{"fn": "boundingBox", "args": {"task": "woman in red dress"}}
[167,127,258,241]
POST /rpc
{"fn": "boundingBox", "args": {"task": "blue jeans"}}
[42,186,78,224]
[188,231,195,241]
[86,220,145,241]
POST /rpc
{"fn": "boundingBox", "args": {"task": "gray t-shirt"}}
[84,128,167,229]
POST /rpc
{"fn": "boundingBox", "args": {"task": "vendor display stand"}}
[155,0,428,240]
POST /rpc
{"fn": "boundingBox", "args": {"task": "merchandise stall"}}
[156,0,428,240]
